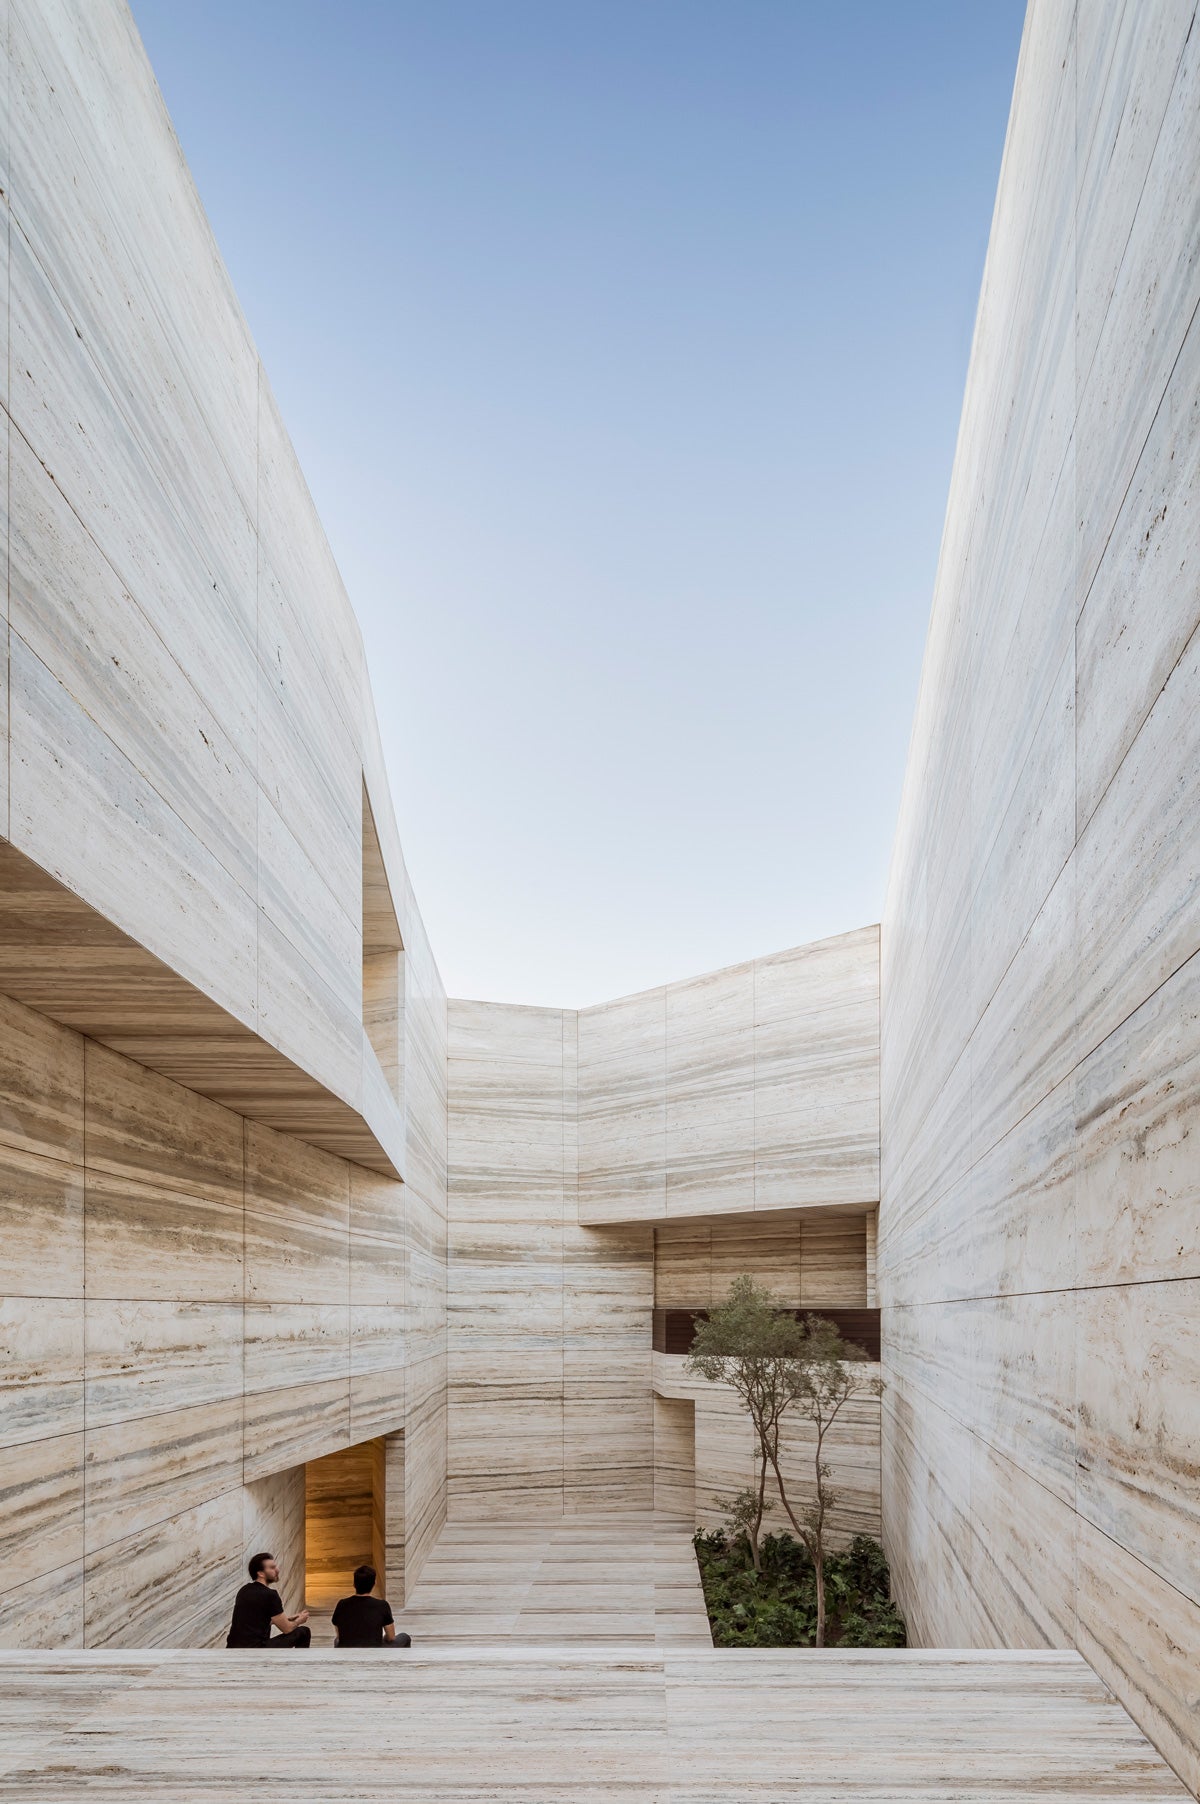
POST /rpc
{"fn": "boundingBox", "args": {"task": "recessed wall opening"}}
[304,1432,405,1614]
[652,1207,880,1357]
[652,1210,884,1546]
[652,1395,695,1524]
[361,783,404,1106]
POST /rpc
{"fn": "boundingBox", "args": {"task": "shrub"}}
[694,1530,906,1650]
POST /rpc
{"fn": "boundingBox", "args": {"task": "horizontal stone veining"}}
[577,926,880,1225]
[880,0,1200,1793]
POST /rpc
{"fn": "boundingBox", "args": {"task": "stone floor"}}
[390,1512,713,1648]
[0,1646,1187,1800]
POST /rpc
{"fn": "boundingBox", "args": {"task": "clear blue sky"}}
[131,0,1026,1006]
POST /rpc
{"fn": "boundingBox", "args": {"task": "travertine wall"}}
[578,928,879,1224]
[652,1395,696,1522]
[0,0,449,1646]
[654,1212,870,1309]
[0,991,407,1646]
[651,1212,879,1540]
[243,1466,307,1622]
[0,913,446,1647]
[395,911,449,1586]
[447,956,880,1520]
[652,1356,882,1545]
[0,0,386,1135]
[880,0,1200,1791]
[447,1002,653,1518]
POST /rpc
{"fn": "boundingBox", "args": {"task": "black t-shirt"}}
[226,1582,283,1647]
[331,1594,394,1647]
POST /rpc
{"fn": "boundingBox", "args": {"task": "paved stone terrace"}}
[0,1646,1187,1801]
[392,1512,713,1647]
[305,1513,711,1649]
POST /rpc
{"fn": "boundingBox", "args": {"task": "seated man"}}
[226,1552,311,1649]
[331,1564,411,1648]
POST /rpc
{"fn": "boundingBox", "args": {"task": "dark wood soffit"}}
[653,1307,881,1361]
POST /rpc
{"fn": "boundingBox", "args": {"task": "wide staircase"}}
[1,1518,1186,1798]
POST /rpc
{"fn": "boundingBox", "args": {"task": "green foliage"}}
[714,1486,775,1542]
[687,1275,808,1375]
[693,1530,906,1650]
[685,1278,807,1488]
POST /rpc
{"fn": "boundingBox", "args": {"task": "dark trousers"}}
[268,1626,311,1648]
[334,1633,412,1648]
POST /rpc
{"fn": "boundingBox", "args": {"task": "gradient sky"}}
[131,0,1027,1006]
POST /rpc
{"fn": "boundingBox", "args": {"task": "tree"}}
[771,1314,883,1648]
[685,1275,806,1574]
[686,1279,883,1646]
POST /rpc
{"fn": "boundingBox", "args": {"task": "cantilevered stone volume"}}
[0,0,1196,1796]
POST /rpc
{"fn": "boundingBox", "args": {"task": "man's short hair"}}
[353,1564,376,1594]
[248,1551,274,1580]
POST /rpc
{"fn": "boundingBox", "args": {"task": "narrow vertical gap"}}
[4,0,10,839]
[253,363,261,1032]
[1070,0,1082,1647]
[345,1159,352,1453]
[661,984,668,1223]
[876,926,882,1228]
[751,957,758,1212]
[560,1008,567,1519]
[361,786,403,1100]
[240,1117,247,1501]
[80,1037,88,1647]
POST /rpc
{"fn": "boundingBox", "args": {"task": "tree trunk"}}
[766,1450,803,1540]
[750,1446,768,1572]
[766,1448,827,1647]
[812,1422,828,1646]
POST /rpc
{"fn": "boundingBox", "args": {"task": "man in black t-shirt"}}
[226,1551,311,1648]
[331,1564,411,1648]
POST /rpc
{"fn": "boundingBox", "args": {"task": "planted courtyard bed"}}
[694,1529,906,1649]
